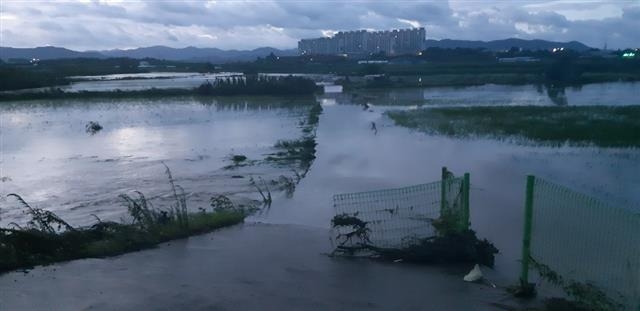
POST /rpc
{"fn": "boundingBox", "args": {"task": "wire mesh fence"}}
[521,176,640,310]
[332,170,468,250]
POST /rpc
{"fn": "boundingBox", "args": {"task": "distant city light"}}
[622,52,636,58]
[552,47,565,53]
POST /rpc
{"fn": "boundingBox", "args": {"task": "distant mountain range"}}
[0,46,298,63]
[424,38,592,52]
[0,46,105,60]
[100,46,299,62]
[1,38,593,63]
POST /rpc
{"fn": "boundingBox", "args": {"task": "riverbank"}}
[0,186,247,274]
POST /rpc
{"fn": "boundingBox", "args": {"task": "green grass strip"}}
[388,105,640,147]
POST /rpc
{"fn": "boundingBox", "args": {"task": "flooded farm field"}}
[1,80,639,286]
[0,97,314,225]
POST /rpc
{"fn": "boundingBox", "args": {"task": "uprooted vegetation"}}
[231,154,247,164]
[85,121,103,135]
[223,102,321,193]
[218,102,321,201]
[223,154,257,170]
[249,176,273,208]
[331,212,498,267]
[372,230,497,267]
[0,166,247,274]
[267,137,317,165]
[330,168,497,266]
[265,102,322,179]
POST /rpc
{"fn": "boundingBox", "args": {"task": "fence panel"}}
[332,176,465,249]
[522,176,640,309]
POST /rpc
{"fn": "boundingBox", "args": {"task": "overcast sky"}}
[1,0,638,51]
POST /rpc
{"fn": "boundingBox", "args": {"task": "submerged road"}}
[0,223,524,310]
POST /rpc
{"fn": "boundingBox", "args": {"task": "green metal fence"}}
[520,175,640,310]
[332,168,470,250]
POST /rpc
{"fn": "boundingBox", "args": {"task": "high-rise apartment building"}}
[298,28,426,56]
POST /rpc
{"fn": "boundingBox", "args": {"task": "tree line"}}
[196,75,321,96]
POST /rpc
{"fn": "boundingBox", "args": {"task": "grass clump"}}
[231,154,247,164]
[0,167,247,274]
[270,137,317,162]
[266,102,322,180]
[527,259,624,311]
[85,121,103,135]
[223,154,254,170]
[388,105,640,147]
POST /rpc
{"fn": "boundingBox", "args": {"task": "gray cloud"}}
[623,5,640,19]
[0,0,637,50]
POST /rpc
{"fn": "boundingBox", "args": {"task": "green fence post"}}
[462,173,470,230]
[521,175,535,284]
[440,167,447,214]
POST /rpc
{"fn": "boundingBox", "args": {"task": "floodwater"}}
[3,72,339,94]
[352,82,640,106]
[62,72,338,92]
[255,99,640,284]
[64,72,244,92]
[0,223,510,310]
[1,80,639,286]
[0,97,313,225]
[68,72,231,81]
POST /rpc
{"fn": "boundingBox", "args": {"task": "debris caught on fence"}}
[330,169,498,267]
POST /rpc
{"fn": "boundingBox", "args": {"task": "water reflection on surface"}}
[64,73,243,92]
[254,99,640,283]
[0,97,312,225]
[1,83,638,284]
[347,82,640,106]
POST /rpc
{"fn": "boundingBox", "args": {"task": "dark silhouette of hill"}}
[0,38,592,63]
[0,46,105,60]
[100,46,298,62]
[0,46,297,63]
[424,38,592,52]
